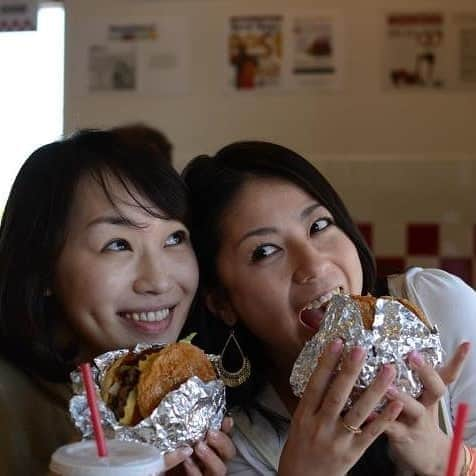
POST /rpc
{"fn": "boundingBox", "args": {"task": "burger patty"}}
[111,365,140,419]
[107,348,157,420]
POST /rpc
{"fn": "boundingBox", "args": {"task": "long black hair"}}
[182,141,394,475]
[0,129,188,382]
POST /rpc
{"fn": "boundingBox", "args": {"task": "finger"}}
[438,342,471,386]
[206,430,236,461]
[319,346,367,422]
[164,447,194,470]
[220,416,234,434]
[358,400,403,448]
[385,385,425,421]
[194,440,227,476]
[298,338,344,417]
[408,352,445,407]
[384,419,408,441]
[344,364,396,428]
[183,456,203,476]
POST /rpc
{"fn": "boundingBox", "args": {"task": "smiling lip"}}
[119,306,175,334]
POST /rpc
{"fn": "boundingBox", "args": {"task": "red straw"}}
[79,363,108,457]
[445,402,469,476]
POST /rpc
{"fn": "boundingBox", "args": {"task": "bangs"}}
[71,130,189,226]
[89,168,171,227]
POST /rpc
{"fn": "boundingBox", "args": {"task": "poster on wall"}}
[382,12,447,90]
[0,0,38,31]
[289,14,342,89]
[448,12,476,89]
[82,17,190,95]
[227,15,283,90]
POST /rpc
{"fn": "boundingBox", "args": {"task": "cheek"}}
[172,253,199,296]
[55,256,121,310]
[228,274,282,332]
[344,242,364,294]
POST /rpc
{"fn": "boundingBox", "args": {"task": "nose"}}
[292,242,329,285]
[133,253,172,295]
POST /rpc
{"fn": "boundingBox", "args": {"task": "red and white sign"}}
[0,0,38,32]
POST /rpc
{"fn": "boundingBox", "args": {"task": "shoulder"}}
[0,357,77,474]
[393,267,475,312]
[396,267,476,347]
[403,267,472,294]
[0,356,70,417]
[0,357,34,399]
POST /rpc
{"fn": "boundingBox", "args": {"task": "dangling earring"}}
[216,329,251,387]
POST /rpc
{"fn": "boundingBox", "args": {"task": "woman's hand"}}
[385,342,470,476]
[278,339,403,476]
[178,416,236,476]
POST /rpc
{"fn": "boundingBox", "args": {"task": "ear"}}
[205,288,237,327]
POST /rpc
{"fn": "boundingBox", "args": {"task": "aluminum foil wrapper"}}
[290,295,443,409]
[69,343,226,452]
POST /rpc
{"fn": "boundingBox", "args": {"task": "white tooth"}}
[319,293,331,305]
[147,311,155,321]
[132,313,139,321]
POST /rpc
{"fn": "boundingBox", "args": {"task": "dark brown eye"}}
[165,230,187,247]
[251,244,279,262]
[103,239,131,252]
[310,217,333,235]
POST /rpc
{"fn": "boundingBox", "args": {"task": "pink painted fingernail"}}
[386,385,399,399]
[380,364,395,380]
[351,346,366,362]
[179,447,194,458]
[196,441,209,455]
[460,341,471,357]
[330,338,343,353]
[409,351,425,367]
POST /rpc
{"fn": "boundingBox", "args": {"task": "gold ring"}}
[341,420,362,434]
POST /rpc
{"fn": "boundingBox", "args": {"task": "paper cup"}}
[49,440,165,476]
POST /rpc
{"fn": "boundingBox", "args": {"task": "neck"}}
[267,360,299,415]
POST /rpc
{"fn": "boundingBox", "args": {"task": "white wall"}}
[64,0,476,169]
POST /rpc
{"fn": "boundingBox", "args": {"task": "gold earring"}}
[216,329,251,387]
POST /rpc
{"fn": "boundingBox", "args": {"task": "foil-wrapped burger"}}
[70,342,226,452]
[290,294,443,407]
[101,342,217,426]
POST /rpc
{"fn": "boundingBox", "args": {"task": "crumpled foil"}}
[69,343,226,452]
[290,294,443,408]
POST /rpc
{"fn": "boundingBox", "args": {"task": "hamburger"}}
[101,342,217,426]
[290,293,442,400]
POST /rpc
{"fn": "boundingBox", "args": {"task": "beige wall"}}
[64,0,476,167]
[63,0,476,285]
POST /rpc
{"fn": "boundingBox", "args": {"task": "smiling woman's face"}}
[53,174,198,357]
[213,177,363,371]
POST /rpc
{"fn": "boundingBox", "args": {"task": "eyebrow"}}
[86,214,143,229]
[237,203,323,246]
